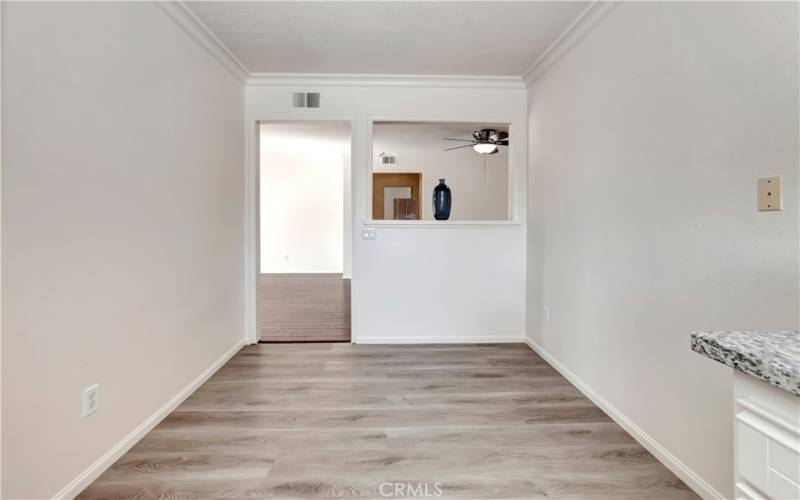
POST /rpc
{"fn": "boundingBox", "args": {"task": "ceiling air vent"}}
[292,92,321,108]
[379,153,398,166]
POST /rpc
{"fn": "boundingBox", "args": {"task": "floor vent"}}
[292,92,321,108]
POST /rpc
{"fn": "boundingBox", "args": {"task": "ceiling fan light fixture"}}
[473,142,498,154]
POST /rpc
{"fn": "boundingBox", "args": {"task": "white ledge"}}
[363,220,521,228]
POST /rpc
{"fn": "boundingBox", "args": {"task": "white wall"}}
[247,83,527,343]
[373,149,509,221]
[526,2,799,498]
[343,151,352,278]
[260,146,344,273]
[2,3,244,498]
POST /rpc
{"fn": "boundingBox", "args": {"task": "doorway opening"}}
[258,121,352,342]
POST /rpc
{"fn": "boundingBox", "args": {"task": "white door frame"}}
[244,116,356,345]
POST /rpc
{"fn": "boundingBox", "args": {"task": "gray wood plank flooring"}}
[78,343,697,499]
[260,274,351,342]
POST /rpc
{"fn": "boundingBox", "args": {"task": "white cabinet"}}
[735,372,800,500]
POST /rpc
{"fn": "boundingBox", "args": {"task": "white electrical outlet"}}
[83,383,99,418]
[362,227,376,240]
[543,306,550,323]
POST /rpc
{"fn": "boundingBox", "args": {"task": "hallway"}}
[78,343,696,499]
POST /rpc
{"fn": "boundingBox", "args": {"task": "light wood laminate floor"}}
[260,274,350,342]
[78,343,697,499]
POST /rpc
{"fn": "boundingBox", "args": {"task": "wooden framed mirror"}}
[372,172,422,220]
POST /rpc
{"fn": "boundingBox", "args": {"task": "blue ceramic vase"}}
[433,179,452,220]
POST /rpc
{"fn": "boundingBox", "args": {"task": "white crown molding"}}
[247,73,526,90]
[523,0,622,86]
[156,1,250,83]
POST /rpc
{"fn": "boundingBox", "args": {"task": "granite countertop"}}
[691,330,799,396]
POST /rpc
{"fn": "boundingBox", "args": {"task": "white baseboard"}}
[524,337,725,500]
[354,335,524,344]
[53,339,245,499]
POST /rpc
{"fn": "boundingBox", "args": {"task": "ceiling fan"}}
[443,128,509,155]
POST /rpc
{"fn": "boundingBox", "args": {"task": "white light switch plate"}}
[758,176,782,211]
[362,227,376,240]
[83,383,99,418]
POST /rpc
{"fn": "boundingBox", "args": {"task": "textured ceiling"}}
[187,1,589,75]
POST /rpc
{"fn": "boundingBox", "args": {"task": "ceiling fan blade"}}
[444,144,474,151]
[494,140,509,146]
[491,131,509,140]
[442,138,475,142]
